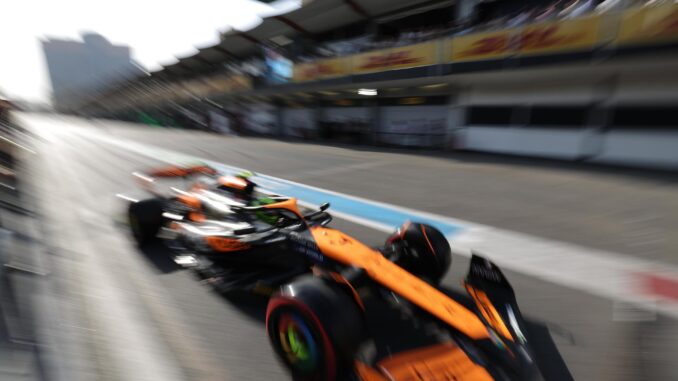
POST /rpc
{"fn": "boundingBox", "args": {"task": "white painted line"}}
[451,228,678,318]
[0,182,16,190]
[115,193,139,203]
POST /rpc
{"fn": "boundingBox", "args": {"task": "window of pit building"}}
[611,106,678,129]
[466,106,514,126]
[528,106,590,128]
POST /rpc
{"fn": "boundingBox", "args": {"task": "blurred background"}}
[1,0,678,380]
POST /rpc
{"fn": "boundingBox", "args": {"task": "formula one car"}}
[125,164,334,293]
[126,164,546,380]
[264,224,541,381]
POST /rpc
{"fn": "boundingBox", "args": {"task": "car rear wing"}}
[132,164,219,195]
[464,254,538,379]
[145,164,218,178]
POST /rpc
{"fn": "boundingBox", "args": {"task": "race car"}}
[126,164,550,380]
[264,219,542,381]
[125,164,334,293]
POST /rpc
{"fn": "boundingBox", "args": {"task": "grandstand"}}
[80,0,678,169]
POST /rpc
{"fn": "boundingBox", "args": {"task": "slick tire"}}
[128,198,165,245]
[266,276,364,381]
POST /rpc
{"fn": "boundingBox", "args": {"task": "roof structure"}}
[155,0,450,74]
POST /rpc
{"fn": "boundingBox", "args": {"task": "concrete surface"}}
[7,113,678,381]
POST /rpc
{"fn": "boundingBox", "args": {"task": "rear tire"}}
[266,277,364,381]
[128,198,165,245]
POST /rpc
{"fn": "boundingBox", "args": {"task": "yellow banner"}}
[229,75,252,92]
[520,15,601,55]
[292,62,318,82]
[183,79,214,97]
[617,4,678,45]
[351,42,437,74]
[315,57,348,79]
[450,29,517,62]
[207,75,252,94]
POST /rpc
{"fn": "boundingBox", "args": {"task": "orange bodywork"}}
[420,225,437,257]
[372,343,493,381]
[262,197,304,218]
[218,176,248,190]
[149,165,216,178]
[177,194,201,209]
[465,284,513,342]
[328,271,365,311]
[310,227,489,340]
[355,361,389,381]
[206,236,251,252]
[189,212,206,222]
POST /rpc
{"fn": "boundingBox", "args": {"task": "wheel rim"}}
[276,312,319,373]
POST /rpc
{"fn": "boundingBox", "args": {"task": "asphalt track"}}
[10,113,678,381]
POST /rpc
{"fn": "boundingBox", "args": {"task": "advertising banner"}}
[208,75,252,94]
[264,47,293,84]
[184,79,212,98]
[316,57,349,79]
[292,62,318,82]
[519,15,601,55]
[616,4,678,45]
[170,81,194,101]
[450,29,517,62]
[351,41,437,74]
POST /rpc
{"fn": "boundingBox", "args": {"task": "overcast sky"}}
[0,0,300,104]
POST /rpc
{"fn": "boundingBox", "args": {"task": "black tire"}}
[128,198,165,245]
[387,222,452,284]
[266,277,364,381]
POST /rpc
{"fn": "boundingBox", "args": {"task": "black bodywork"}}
[142,195,333,294]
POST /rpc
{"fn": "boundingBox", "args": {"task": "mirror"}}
[319,202,330,211]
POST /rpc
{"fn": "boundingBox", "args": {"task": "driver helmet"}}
[250,197,279,224]
[218,171,256,198]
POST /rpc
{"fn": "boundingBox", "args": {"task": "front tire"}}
[266,277,364,381]
[128,198,165,245]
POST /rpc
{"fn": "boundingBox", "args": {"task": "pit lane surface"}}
[14,113,678,381]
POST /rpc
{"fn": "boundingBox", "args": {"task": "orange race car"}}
[263,212,545,381]
[125,164,559,380]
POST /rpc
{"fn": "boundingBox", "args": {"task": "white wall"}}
[459,126,678,169]
[461,82,598,106]
[594,130,678,169]
[461,126,591,159]
[609,65,678,105]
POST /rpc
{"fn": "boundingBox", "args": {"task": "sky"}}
[0,0,300,104]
